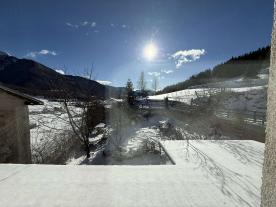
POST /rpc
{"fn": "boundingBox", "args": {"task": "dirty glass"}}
[0,0,274,206]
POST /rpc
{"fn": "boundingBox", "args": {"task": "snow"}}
[29,99,71,145]
[67,126,168,165]
[149,88,203,104]
[149,85,267,105]
[28,99,82,163]
[161,140,264,207]
[222,88,267,113]
[230,85,267,93]
[0,140,264,207]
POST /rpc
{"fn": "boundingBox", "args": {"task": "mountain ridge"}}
[0,53,123,99]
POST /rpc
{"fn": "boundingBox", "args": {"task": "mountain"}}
[0,52,122,99]
[158,46,270,94]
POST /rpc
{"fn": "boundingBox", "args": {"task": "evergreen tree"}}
[125,79,134,105]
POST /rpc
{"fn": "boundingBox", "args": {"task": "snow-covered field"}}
[29,99,71,146]
[28,99,80,163]
[222,88,267,112]
[149,88,205,104]
[0,140,264,207]
[149,85,267,105]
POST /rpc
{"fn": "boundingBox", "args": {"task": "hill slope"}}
[0,53,122,99]
[159,46,270,94]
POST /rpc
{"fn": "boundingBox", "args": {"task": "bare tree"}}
[137,71,147,92]
[152,76,159,94]
[52,66,105,159]
[63,97,105,158]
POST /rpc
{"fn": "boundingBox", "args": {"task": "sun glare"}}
[143,43,158,61]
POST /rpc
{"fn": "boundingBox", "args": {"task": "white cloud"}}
[55,69,65,75]
[161,69,173,74]
[39,49,57,56]
[91,22,96,27]
[171,49,206,68]
[121,24,127,28]
[96,80,112,85]
[82,21,89,26]
[148,72,161,77]
[66,21,96,29]
[66,22,79,29]
[26,49,57,58]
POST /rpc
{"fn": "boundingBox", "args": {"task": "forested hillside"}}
[158,46,270,94]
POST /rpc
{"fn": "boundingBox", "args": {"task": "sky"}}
[0,0,274,89]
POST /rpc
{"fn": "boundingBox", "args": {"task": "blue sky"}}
[0,0,274,88]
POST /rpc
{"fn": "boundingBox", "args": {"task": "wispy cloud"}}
[26,49,57,58]
[171,49,206,68]
[109,23,128,29]
[66,22,79,29]
[96,80,112,85]
[148,72,161,77]
[161,69,173,74]
[66,21,97,29]
[148,69,174,77]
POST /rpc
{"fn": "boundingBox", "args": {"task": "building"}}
[0,85,43,163]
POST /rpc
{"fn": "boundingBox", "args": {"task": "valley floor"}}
[6,86,265,206]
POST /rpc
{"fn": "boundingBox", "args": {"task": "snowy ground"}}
[28,99,80,163]
[0,140,264,207]
[29,99,71,146]
[149,85,267,108]
[162,140,264,207]
[3,97,263,206]
[222,88,267,113]
[67,126,170,165]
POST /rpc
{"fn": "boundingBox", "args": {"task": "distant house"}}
[0,85,43,163]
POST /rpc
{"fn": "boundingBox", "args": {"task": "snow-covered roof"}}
[0,140,264,207]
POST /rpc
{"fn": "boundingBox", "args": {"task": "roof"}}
[0,140,264,207]
[0,85,43,105]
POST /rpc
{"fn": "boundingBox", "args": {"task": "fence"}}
[215,109,266,126]
[147,98,267,127]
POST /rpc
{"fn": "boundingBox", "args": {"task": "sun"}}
[143,43,158,61]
